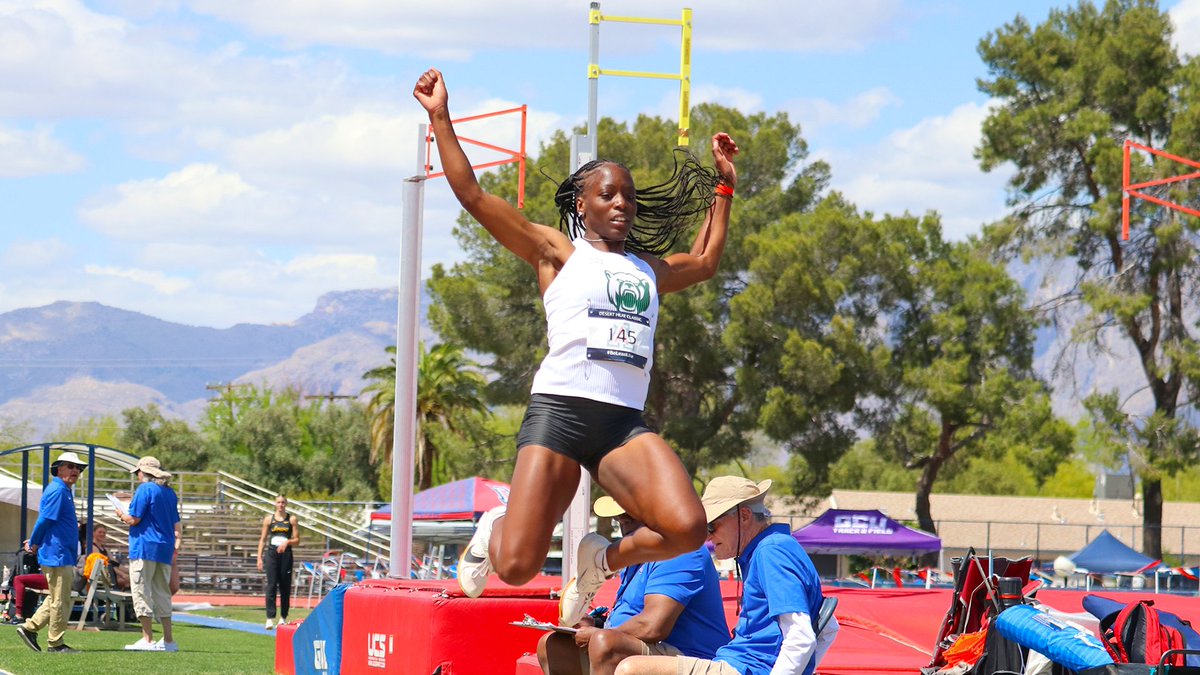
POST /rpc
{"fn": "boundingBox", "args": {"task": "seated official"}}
[539,496,729,675]
[615,477,839,675]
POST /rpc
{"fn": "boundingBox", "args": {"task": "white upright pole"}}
[388,125,428,578]
[561,90,598,583]
[560,6,604,586]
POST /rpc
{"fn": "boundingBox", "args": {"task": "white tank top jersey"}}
[530,238,660,410]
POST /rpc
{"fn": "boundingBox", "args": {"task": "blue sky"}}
[2,0,1198,328]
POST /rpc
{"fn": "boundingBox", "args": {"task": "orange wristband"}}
[715,183,734,198]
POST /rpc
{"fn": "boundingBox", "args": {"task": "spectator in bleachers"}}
[76,524,130,592]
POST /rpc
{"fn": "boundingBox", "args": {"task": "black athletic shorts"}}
[516,393,655,474]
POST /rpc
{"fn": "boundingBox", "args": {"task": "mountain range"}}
[0,289,417,437]
[0,277,1157,440]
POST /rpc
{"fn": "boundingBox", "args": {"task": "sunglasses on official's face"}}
[706,508,736,535]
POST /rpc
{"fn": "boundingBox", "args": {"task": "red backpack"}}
[1100,599,1186,667]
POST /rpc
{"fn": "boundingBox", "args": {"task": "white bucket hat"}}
[50,451,89,476]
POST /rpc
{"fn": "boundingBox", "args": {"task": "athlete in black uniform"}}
[256,495,299,629]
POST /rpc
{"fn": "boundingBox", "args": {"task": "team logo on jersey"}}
[605,271,651,314]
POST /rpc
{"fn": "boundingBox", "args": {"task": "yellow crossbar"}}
[589,6,693,146]
[597,69,682,81]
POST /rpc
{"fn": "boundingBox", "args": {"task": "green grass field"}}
[189,606,312,625]
[0,612,297,675]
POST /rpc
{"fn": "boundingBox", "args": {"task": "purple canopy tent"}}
[792,508,941,556]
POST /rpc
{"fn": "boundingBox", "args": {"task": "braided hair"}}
[553,149,721,257]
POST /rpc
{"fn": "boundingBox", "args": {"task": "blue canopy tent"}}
[1069,529,1159,574]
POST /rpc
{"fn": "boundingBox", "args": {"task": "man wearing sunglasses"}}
[538,496,729,675]
[15,450,88,654]
[616,477,837,675]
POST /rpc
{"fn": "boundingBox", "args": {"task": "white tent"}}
[0,473,41,509]
[0,474,41,554]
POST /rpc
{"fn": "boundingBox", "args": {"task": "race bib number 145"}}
[586,308,651,369]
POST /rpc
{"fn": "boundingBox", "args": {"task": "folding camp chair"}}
[927,548,1033,672]
[75,557,132,630]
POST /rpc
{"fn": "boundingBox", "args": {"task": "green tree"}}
[427,104,829,477]
[977,0,1200,556]
[52,415,122,447]
[877,226,1074,532]
[0,417,31,449]
[726,196,894,495]
[120,405,213,471]
[729,197,1071,532]
[198,384,376,499]
[361,342,490,491]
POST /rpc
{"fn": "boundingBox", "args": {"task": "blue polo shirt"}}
[714,524,824,675]
[128,480,180,564]
[607,547,730,658]
[30,476,78,568]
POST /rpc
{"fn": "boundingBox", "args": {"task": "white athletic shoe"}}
[157,639,180,653]
[559,533,612,626]
[124,637,160,651]
[265,619,275,630]
[457,505,505,598]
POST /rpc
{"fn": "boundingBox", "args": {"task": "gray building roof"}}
[769,490,1200,563]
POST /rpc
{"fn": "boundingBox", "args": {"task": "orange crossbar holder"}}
[1123,139,1200,240]
[426,105,528,208]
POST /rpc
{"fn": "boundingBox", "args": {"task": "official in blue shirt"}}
[117,456,181,653]
[538,497,729,675]
[616,477,839,675]
[15,450,88,654]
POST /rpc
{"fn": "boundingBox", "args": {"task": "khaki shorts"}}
[642,641,683,657]
[676,656,740,675]
[576,640,681,673]
[130,559,173,619]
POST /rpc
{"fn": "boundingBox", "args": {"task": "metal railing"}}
[215,471,390,562]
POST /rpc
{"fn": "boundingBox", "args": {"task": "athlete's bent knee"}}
[493,555,541,586]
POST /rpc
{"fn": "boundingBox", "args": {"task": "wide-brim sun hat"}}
[593,495,626,518]
[130,455,171,479]
[50,451,89,476]
[700,477,772,523]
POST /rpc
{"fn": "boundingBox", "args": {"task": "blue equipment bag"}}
[994,604,1114,672]
[293,583,349,675]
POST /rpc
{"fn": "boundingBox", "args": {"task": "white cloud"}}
[179,0,905,56]
[83,264,192,294]
[79,163,265,239]
[0,124,86,176]
[0,237,71,269]
[285,253,377,276]
[824,101,1015,239]
[784,87,902,134]
[1171,0,1200,56]
[690,84,764,114]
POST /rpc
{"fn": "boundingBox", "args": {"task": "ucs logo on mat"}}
[367,632,393,669]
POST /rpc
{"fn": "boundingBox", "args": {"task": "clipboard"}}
[509,617,577,635]
[107,493,131,513]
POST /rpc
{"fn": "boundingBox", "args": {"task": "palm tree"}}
[362,342,489,490]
